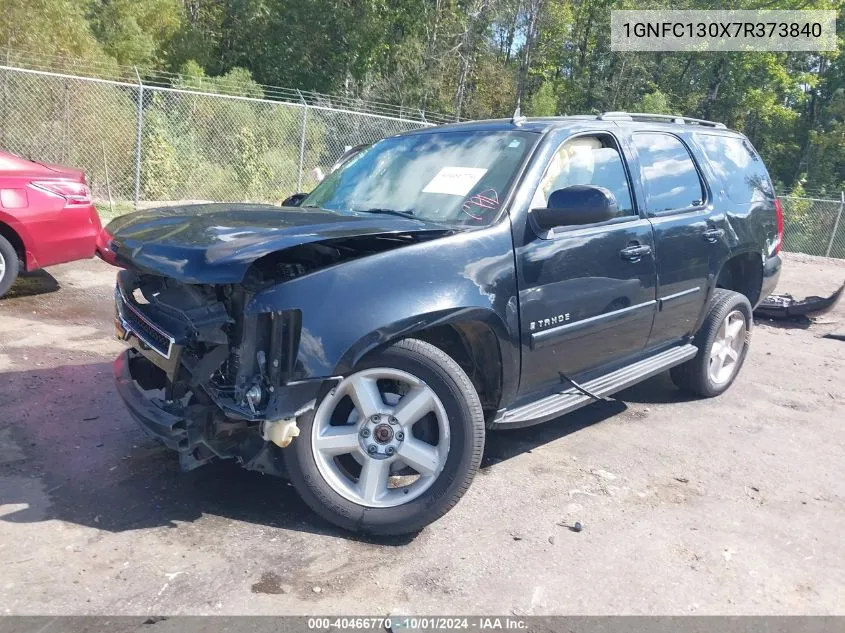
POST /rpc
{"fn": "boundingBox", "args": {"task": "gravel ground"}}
[0,253,843,616]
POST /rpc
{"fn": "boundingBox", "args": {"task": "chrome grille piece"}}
[115,283,176,359]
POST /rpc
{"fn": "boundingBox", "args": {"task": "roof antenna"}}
[511,98,526,127]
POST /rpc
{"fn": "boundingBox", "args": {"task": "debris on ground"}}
[754,281,844,321]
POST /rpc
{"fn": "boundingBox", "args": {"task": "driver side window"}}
[532,134,635,218]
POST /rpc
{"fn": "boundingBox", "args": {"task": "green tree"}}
[0,0,106,60]
[141,95,180,200]
[90,0,184,67]
[527,81,557,116]
[634,90,672,114]
[3,0,844,199]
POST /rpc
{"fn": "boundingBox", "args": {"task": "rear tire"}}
[286,338,485,535]
[671,288,753,397]
[0,234,20,299]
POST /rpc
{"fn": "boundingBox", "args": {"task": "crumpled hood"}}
[106,203,452,283]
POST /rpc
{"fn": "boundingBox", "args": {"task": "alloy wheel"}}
[310,367,451,508]
[708,309,747,385]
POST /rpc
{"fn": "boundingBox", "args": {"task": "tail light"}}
[773,199,784,254]
[96,227,123,267]
[31,179,92,207]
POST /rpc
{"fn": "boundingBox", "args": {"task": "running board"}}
[493,344,698,429]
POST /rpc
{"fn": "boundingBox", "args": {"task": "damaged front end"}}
[104,202,457,475]
[113,268,330,476]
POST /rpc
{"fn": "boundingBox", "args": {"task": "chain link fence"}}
[779,195,845,259]
[0,64,430,218]
[2,64,845,260]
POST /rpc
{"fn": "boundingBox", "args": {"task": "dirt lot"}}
[0,253,843,616]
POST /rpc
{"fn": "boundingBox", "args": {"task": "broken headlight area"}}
[113,269,320,475]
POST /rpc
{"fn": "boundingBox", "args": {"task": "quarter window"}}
[695,134,774,203]
[633,133,704,213]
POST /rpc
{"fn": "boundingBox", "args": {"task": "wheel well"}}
[0,221,26,270]
[716,252,763,307]
[412,321,503,424]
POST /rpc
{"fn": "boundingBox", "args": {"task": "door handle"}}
[619,244,652,261]
[702,228,725,242]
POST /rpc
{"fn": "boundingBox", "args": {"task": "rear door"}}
[515,129,657,397]
[692,132,780,256]
[622,129,730,348]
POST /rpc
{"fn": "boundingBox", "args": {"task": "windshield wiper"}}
[355,207,418,220]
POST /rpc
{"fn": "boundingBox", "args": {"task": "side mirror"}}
[531,185,618,231]
[282,192,309,207]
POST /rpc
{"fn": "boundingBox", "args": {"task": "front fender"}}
[246,221,520,395]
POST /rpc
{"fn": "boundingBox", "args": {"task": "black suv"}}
[105,112,782,535]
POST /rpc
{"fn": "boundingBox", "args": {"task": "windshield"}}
[302,130,537,226]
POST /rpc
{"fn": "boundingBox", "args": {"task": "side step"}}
[493,344,698,429]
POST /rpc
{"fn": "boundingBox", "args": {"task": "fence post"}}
[63,78,70,164]
[133,66,144,209]
[0,52,9,147]
[296,89,308,193]
[826,191,845,258]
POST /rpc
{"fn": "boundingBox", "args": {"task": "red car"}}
[0,150,102,297]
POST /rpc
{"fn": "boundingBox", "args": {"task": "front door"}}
[516,131,657,397]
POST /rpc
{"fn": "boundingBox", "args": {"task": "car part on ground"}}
[0,149,102,298]
[753,280,845,320]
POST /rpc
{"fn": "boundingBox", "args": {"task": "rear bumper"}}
[28,204,102,269]
[95,226,119,266]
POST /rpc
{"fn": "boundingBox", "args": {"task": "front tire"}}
[0,234,20,299]
[671,288,753,397]
[286,338,485,535]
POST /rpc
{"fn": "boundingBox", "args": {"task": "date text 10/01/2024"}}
[306,617,528,630]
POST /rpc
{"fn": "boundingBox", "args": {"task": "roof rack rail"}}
[598,111,727,129]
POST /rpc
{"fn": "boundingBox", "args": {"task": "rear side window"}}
[696,134,774,203]
[632,133,704,213]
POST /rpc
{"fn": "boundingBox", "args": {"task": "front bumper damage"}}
[114,350,189,453]
[112,269,334,475]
